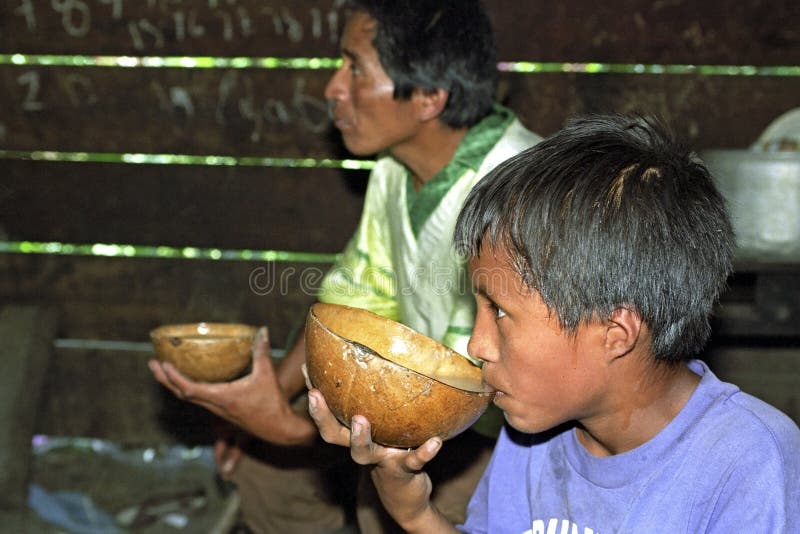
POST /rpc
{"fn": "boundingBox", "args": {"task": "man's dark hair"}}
[454,114,735,361]
[343,0,498,128]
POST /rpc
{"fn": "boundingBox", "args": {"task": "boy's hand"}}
[308,389,456,533]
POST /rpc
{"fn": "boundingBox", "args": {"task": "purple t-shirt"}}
[460,360,800,533]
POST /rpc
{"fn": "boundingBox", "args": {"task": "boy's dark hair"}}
[454,114,735,361]
[342,0,497,128]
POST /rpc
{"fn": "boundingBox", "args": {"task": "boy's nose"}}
[467,327,494,364]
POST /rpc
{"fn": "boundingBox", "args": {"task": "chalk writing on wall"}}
[8,67,330,142]
[11,0,347,50]
[214,71,329,141]
[16,70,46,111]
[14,69,100,112]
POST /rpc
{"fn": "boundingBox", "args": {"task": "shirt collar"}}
[406,104,516,236]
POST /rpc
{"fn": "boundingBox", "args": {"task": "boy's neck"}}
[575,359,701,457]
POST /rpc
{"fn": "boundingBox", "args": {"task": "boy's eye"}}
[486,300,506,320]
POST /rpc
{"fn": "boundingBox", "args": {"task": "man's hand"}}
[307,389,458,534]
[148,327,316,446]
[212,419,249,477]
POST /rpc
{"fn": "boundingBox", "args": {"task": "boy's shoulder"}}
[691,362,800,463]
[725,388,798,433]
[715,388,800,451]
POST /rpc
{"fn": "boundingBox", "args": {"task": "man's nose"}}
[324,66,346,101]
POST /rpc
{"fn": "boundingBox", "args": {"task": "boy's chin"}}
[504,412,562,436]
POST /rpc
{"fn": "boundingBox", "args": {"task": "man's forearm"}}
[276,325,308,399]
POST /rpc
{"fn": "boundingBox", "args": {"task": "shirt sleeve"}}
[318,170,400,321]
[705,428,800,533]
[440,258,475,355]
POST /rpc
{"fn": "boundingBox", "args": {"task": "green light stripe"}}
[0,149,374,170]
[2,53,341,69]
[496,61,800,76]
[0,241,340,263]
[2,54,798,77]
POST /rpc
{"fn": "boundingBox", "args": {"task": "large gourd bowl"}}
[150,323,257,382]
[305,302,493,448]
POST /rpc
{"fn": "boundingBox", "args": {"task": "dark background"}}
[1,0,798,443]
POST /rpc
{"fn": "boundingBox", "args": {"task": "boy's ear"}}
[604,307,642,359]
[412,87,449,122]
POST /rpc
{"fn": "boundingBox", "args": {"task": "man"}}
[150,1,541,531]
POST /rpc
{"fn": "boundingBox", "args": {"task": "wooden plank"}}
[703,346,800,425]
[488,0,800,64]
[711,271,800,338]
[1,161,366,251]
[0,0,343,57]
[500,73,800,149]
[0,66,339,156]
[1,0,797,64]
[0,305,57,508]
[4,66,800,154]
[34,346,217,444]
[713,303,800,339]
[0,253,325,345]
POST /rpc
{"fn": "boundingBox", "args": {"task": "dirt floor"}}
[25,437,236,533]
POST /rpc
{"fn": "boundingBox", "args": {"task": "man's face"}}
[325,11,421,156]
[467,245,609,434]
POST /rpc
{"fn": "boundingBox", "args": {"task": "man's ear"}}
[605,307,642,359]
[412,87,449,122]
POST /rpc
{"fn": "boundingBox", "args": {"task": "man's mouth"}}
[332,115,354,131]
[328,102,352,130]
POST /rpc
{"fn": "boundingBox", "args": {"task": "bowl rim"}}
[150,322,258,341]
[308,303,489,394]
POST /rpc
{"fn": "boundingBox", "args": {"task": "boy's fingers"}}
[308,390,352,446]
[349,416,385,465]
[403,437,442,472]
[301,364,313,390]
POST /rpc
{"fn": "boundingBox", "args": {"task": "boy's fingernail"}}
[427,438,442,453]
[351,419,362,437]
[308,393,318,413]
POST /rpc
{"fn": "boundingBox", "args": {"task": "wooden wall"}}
[1,0,798,442]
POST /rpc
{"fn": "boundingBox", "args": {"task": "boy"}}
[309,114,800,532]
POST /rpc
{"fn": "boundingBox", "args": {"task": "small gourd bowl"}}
[150,322,257,382]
